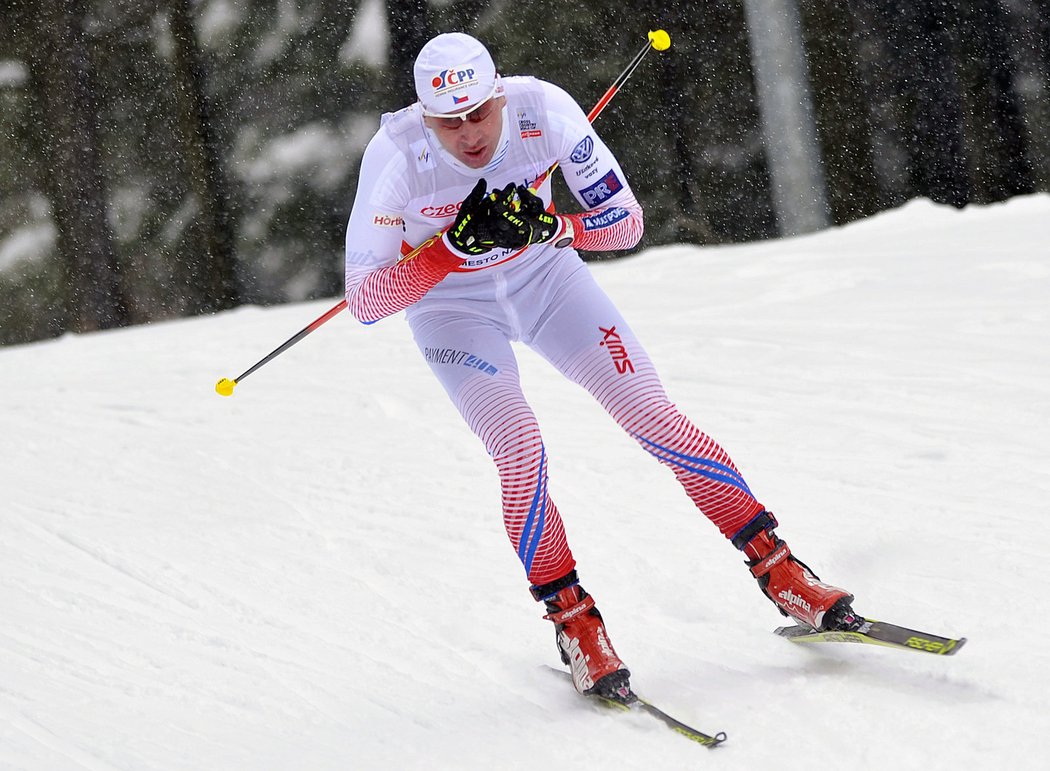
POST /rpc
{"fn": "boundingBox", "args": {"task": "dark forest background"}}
[1,0,1047,345]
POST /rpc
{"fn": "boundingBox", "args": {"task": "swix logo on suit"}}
[599,325,635,374]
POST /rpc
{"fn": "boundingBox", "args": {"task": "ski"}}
[546,666,726,748]
[775,617,966,656]
[632,695,727,748]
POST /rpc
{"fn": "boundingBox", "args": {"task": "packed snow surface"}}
[2,195,1048,769]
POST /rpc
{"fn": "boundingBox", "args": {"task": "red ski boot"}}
[531,571,631,699]
[734,511,856,631]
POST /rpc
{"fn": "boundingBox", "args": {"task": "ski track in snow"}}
[2,196,1049,769]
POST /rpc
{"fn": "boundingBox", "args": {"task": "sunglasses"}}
[424,95,500,131]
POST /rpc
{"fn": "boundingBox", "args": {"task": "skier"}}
[343,32,855,699]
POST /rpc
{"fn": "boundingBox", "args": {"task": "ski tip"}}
[773,623,811,638]
[676,727,727,748]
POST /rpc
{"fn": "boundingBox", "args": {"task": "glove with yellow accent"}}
[488,184,564,249]
[446,178,503,256]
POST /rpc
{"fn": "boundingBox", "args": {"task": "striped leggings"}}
[407,258,764,587]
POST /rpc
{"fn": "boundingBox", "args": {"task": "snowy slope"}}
[2,195,1049,769]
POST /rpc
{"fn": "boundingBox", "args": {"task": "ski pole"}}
[531,28,671,191]
[214,301,345,396]
[215,29,671,397]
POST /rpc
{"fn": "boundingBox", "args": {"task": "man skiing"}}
[343,32,855,700]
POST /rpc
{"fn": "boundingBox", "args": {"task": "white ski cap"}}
[414,33,501,117]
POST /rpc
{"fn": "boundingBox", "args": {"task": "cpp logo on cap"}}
[431,67,479,96]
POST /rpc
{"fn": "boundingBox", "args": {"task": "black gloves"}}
[447,179,563,256]
[490,184,560,249]
[447,178,501,256]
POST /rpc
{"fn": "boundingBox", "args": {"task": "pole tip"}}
[215,378,236,397]
[648,29,671,51]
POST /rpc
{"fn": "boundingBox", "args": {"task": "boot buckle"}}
[544,593,595,624]
[749,541,791,579]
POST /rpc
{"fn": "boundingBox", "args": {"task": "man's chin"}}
[460,148,493,168]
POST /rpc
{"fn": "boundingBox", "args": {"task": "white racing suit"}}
[344,76,765,587]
